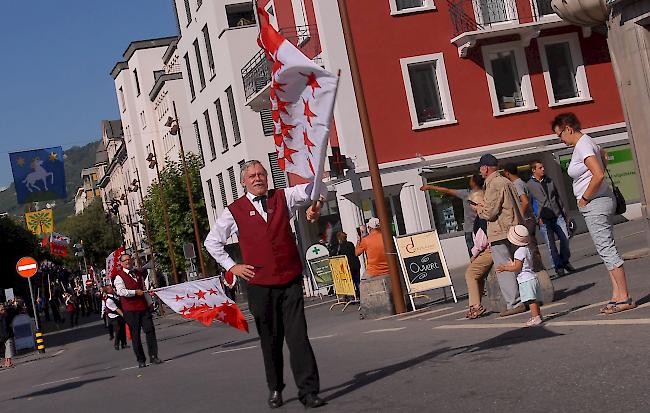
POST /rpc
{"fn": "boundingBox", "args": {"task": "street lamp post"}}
[148,141,179,284]
[131,168,159,288]
[165,101,208,278]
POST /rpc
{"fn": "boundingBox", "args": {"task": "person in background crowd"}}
[49,288,63,326]
[464,191,492,319]
[102,286,127,351]
[333,231,362,299]
[101,289,114,340]
[355,218,389,278]
[477,154,526,317]
[553,112,635,314]
[64,292,77,328]
[204,160,326,409]
[420,173,485,256]
[114,253,162,368]
[503,163,544,272]
[527,159,574,277]
[0,303,17,368]
[497,225,544,327]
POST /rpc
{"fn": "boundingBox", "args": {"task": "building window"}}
[133,69,141,96]
[260,109,274,136]
[228,166,238,199]
[268,152,288,189]
[482,42,536,116]
[290,0,310,44]
[217,173,227,207]
[225,3,256,28]
[193,39,206,90]
[389,0,435,15]
[215,99,229,152]
[238,159,246,187]
[184,53,196,100]
[206,178,216,211]
[534,0,554,17]
[119,87,126,112]
[202,25,216,78]
[184,0,192,25]
[193,120,205,166]
[537,33,591,107]
[203,110,217,159]
[265,2,279,29]
[400,53,456,129]
[225,86,241,145]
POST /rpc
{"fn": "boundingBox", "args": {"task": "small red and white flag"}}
[154,278,249,332]
[257,4,339,200]
[106,246,125,280]
[50,232,70,257]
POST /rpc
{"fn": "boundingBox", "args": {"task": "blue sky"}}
[0,1,178,188]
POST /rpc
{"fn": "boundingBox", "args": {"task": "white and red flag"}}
[154,277,249,333]
[106,246,125,280]
[257,5,339,200]
[50,232,70,257]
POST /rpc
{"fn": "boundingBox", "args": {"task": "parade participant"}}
[553,112,635,314]
[355,218,389,278]
[102,286,127,350]
[204,160,326,409]
[420,173,484,256]
[0,303,17,368]
[497,225,544,327]
[114,253,162,368]
[333,231,361,298]
[64,292,77,328]
[477,154,526,317]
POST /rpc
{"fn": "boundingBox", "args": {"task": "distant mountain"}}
[0,141,101,223]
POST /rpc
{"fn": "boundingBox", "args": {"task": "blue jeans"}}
[539,215,571,270]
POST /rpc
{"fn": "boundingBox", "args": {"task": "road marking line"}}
[427,309,468,321]
[309,334,336,340]
[497,302,567,320]
[34,376,81,387]
[212,345,257,355]
[435,318,650,330]
[399,307,454,321]
[121,366,140,371]
[363,327,406,334]
[567,301,609,314]
[53,349,65,356]
[305,299,338,309]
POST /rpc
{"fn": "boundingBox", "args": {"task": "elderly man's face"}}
[242,164,269,196]
[120,254,133,270]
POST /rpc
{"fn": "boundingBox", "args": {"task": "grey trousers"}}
[491,242,521,309]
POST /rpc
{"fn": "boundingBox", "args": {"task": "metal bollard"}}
[35,330,45,353]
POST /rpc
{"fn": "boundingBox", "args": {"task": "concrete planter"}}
[551,0,611,26]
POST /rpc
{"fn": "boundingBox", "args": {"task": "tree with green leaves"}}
[142,153,214,276]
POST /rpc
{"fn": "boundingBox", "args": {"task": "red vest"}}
[115,269,149,312]
[229,190,303,286]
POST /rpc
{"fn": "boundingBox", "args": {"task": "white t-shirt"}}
[514,246,536,283]
[567,134,609,200]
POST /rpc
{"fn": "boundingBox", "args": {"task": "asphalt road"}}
[2,221,650,413]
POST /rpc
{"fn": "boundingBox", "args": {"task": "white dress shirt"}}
[114,269,152,306]
[102,294,120,319]
[204,182,326,271]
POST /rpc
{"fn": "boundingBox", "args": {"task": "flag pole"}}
[336,0,406,314]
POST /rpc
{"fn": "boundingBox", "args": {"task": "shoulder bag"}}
[604,167,626,215]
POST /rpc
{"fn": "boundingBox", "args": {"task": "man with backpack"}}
[102,286,126,350]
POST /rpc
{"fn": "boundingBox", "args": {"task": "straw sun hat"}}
[507,225,529,247]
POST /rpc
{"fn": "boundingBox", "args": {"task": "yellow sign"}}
[329,256,356,297]
[25,209,54,235]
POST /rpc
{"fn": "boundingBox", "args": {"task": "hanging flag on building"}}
[9,146,67,204]
[50,232,70,257]
[106,246,125,280]
[25,209,54,235]
[154,278,249,332]
[257,4,339,200]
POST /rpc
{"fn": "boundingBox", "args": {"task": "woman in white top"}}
[552,113,635,314]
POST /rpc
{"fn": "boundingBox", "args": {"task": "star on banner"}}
[175,295,184,302]
[48,152,58,161]
[16,157,25,167]
[195,290,206,300]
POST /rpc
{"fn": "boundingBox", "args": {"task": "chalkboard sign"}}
[395,230,453,294]
[308,256,333,288]
[403,252,446,284]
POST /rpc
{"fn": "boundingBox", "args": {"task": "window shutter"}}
[268,152,287,189]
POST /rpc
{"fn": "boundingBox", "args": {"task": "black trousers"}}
[248,278,320,401]
[110,317,127,348]
[123,310,158,363]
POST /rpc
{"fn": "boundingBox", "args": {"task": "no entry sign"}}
[16,257,38,278]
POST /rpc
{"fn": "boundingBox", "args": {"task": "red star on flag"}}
[207,288,218,295]
[175,295,184,302]
[303,99,317,127]
[186,294,194,299]
[274,133,284,147]
[304,130,316,154]
[276,98,290,115]
[272,78,286,93]
[301,72,321,97]
[195,290,206,300]
[283,143,299,164]
[280,118,295,138]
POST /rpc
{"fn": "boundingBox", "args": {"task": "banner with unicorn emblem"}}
[9,146,67,204]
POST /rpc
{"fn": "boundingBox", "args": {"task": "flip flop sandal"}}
[604,299,637,315]
[600,301,616,313]
[468,305,486,320]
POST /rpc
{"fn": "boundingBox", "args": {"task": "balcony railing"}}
[242,25,322,101]
[448,0,555,38]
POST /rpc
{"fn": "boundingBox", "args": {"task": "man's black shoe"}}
[138,362,147,368]
[556,268,566,277]
[268,391,283,409]
[150,357,163,365]
[564,263,576,272]
[114,345,120,351]
[302,394,326,409]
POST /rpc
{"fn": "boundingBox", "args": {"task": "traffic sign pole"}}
[27,276,41,332]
